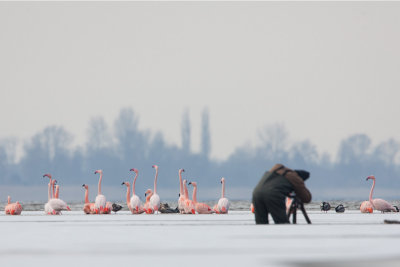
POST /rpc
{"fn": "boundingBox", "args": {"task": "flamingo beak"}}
[188,182,192,185]
[82,184,85,187]
[121,182,125,185]
[182,169,185,172]
[130,168,135,172]
[145,193,147,197]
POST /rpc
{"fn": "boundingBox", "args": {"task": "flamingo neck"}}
[369,179,375,203]
[222,181,225,198]
[184,183,189,199]
[132,173,138,196]
[84,188,89,203]
[55,186,59,199]
[126,184,131,206]
[179,171,184,196]
[154,169,158,194]
[7,196,10,205]
[146,193,152,203]
[192,185,197,204]
[98,172,102,195]
[48,183,51,201]
[52,182,55,198]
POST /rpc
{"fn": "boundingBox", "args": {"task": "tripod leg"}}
[293,204,297,224]
[300,203,311,224]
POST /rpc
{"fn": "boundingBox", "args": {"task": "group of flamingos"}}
[4,172,398,215]
[4,165,230,215]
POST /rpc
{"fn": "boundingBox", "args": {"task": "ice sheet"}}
[1,211,400,267]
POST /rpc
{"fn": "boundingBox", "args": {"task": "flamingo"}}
[5,196,22,215]
[144,189,154,214]
[129,168,144,213]
[183,179,195,214]
[250,203,255,214]
[43,174,71,215]
[178,168,185,214]
[82,184,96,214]
[94,170,107,214]
[366,175,397,213]
[122,181,144,214]
[188,181,214,214]
[122,181,133,213]
[150,165,161,213]
[213,177,230,214]
[360,200,373,213]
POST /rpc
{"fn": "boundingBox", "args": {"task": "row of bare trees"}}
[1,108,400,195]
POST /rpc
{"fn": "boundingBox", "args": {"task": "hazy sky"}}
[1,1,400,160]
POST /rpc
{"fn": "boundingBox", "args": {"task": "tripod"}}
[287,194,311,224]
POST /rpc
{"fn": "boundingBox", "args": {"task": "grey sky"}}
[1,2,400,160]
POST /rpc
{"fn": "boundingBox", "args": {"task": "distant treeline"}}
[1,108,400,195]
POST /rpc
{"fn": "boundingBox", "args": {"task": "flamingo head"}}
[183,179,187,185]
[94,170,102,175]
[55,185,59,190]
[82,184,88,189]
[52,179,57,185]
[179,168,185,173]
[130,168,138,174]
[366,175,376,181]
[188,181,196,186]
[43,173,52,179]
[145,189,153,196]
[221,177,225,184]
[152,165,158,170]
[122,181,130,187]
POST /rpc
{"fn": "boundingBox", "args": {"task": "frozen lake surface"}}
[1,210,400,267]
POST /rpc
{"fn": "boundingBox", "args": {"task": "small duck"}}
[159,203,179,213]
[335,204,345,213]
[112,203,122,213]
[320,202,331,212]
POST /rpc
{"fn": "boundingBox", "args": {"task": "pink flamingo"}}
[183,180,195,214]
[82,184,96,214]
[360,201,373,213]
[94,170,109,214]
[129,168,144,213]
[213,177,230,214]
[43,174,71,215]
[144,189,154,214]
[122,181,144,214]
[122,181,133,213]
[178,168,185,214]
[150,165,161,213]
[5,196,22,215]
[188,181,214,214]
[366,175,396,213]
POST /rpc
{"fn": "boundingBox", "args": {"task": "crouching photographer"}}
[252,164,312,224]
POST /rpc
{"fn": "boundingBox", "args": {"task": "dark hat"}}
[294,170,310,181]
